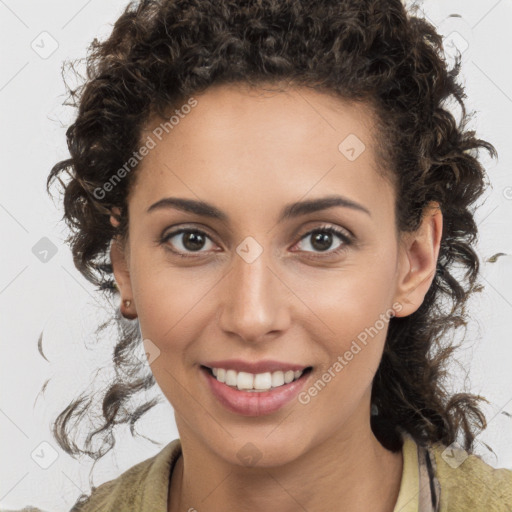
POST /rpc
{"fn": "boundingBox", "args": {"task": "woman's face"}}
[111,83,437,467]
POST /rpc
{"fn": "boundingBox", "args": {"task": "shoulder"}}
[429,440,512,511]
[70,438,181,512]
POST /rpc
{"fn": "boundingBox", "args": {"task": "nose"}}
[217,247,290,343]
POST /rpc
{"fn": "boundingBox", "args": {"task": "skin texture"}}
[110,83,442,512]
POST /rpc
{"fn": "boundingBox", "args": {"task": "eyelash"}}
[159,224,353,260]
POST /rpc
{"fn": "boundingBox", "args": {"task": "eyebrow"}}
[146,194,371,222]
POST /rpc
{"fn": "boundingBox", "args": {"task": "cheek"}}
[294,266,397,433]
[306,283,391,388]
[299,246,398,376]
[130,252,222,354]
[303,253,397,337]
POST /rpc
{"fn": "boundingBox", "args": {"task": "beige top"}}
[6,432,512,511]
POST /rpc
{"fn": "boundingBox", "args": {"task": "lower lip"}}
[201,366,311,416]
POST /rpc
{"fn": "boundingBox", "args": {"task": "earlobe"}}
[394,202,443,317]
[109,207,137,319]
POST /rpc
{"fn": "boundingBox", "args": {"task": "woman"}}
[17,0,512,511]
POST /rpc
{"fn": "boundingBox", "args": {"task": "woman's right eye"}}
[160,229,218,258]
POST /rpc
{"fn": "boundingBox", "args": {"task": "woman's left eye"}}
[293,226,352,257]
[159,225,352,258]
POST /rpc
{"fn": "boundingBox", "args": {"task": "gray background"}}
[1,0,511,510]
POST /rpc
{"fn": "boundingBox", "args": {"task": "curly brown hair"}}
[46,0,497,472]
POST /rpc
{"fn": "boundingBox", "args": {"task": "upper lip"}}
[201,359,310,374]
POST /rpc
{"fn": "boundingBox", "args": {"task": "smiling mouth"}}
[201,365,313,392]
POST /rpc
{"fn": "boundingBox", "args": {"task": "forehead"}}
[129,83,394,224]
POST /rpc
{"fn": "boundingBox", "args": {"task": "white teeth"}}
[284,370,295,384]
[237,372,254,390]
[209,367,306,391]
[225,369,237,386]
[271,371,285,387]
[254,372,272,390]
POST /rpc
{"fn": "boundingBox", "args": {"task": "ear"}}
[110,207,136,318]
[393,202,443,317]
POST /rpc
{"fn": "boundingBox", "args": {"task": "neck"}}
[168,415,403,512]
